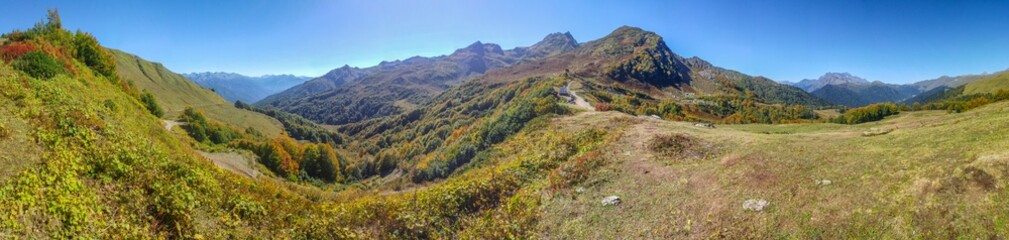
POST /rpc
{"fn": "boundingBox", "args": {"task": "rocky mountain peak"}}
[455,41,505,56]
[532,32,578,50]
[582,25,666,57]
[819,72,869,85]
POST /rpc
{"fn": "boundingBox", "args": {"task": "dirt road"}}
[568,83,593,110]
[163,120,182,131]
[197,150,259,179]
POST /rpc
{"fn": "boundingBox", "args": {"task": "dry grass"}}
[536,102,1009,238]
[196,150,259,179]
[0,106,42,179]
[648,133,716,162]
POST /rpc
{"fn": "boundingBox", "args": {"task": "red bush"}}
[594,102,610,111]
[0,42,39,62]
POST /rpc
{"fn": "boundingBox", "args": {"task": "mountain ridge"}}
[183,72,310,103]
[791,70,1006,106]
[256,31,584,125]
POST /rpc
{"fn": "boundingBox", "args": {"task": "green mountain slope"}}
[0,15,320,238]
[964,71,1009,95]
[111,49,284,137]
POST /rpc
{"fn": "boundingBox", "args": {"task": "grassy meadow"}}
[537,102,1009,239]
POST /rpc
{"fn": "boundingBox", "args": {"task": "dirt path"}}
[568,83,593,111]
[197,150,259,179]
[162,120,183,131]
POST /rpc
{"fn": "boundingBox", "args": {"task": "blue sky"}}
[3,0,1008,84]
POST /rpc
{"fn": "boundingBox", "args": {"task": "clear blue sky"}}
[3,0,1008,83]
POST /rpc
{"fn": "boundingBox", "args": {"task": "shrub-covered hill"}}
[0,11,614,238]
[111,49,285,138]
[0,11,337,238]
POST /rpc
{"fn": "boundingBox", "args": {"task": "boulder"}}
[743,199,769,211]
[694,122,715,128]
[601,195,621,206]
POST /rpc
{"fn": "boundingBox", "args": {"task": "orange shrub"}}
[594,102,610,111]
[0,41,39,62]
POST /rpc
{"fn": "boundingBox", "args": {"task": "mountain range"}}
[182,72,310,103]
[255,32,582,125]
[788,71,1005,107]
[258,26,826,125]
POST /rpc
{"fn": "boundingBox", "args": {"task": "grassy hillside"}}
[964,71,1009,95]
[112,49,283,137]
[0,16,320,237]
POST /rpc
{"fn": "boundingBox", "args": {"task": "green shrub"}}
[102,99,117,112]
[180,107,210,142]
[12,50,66,79]
[299,144,343,182]
[73,31,116,77]
[139,91,163,117]
[832,102,901,124]
[178,107,241,145]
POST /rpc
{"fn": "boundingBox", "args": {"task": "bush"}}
[12,50,66,79]
[833,103,900,124]
[299,144,343,182]
[73,31,116,77]
[140,91,164,117]
[179,107,239,144]
[0,41,39,62]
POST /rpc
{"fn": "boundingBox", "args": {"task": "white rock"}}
[743,199,769,211]
[601,196,621,206]
[575,187,586,193]
[816,179,832,185]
